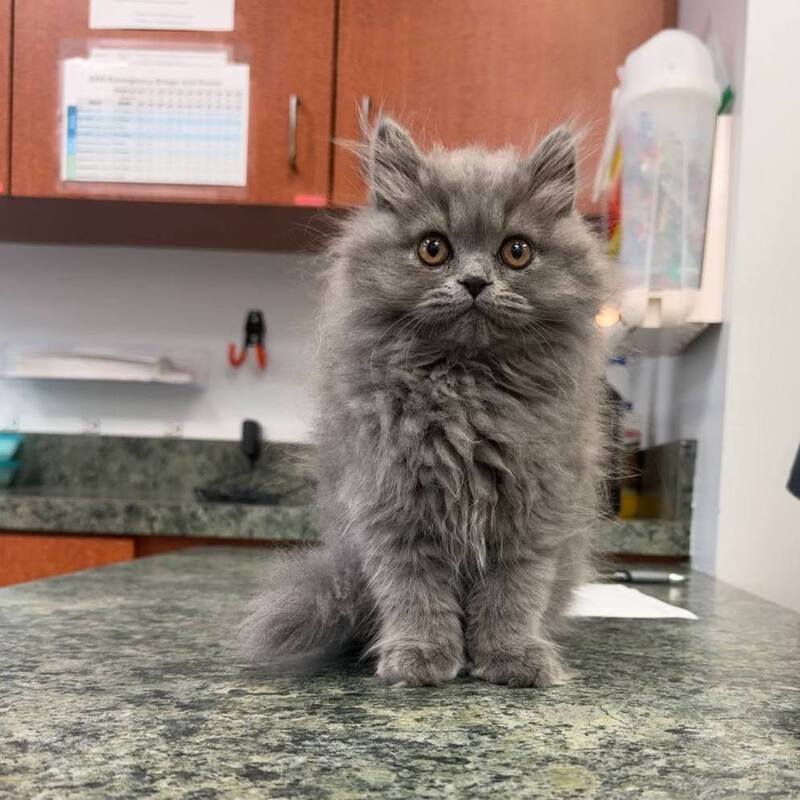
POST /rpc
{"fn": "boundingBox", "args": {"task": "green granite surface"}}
[599,519,688,556]
[0,434,693,555]
[1,547,798,799]
[9,434,314,500]
[0,434,317,541]
[0,492,318,541]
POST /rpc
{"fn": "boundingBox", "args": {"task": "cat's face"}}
[338,118,608,348]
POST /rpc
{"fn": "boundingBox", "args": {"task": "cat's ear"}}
[524,126,577,216]
[366,116,423,211]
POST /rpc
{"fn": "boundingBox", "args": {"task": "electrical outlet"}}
[82,418,101,435]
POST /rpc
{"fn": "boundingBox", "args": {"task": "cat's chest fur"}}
[361,356,543,563]
[388,360,526,466]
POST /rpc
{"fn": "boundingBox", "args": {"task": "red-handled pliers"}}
[228,310,267,369]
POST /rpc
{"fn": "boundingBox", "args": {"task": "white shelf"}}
[1,344,208,386]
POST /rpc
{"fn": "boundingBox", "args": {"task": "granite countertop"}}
[0,489,687,554]
[0,488,319,542]
[0,434,319,543]
[0,434,694,556]
[1,548,798,799]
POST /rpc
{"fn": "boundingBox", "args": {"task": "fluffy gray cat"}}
[239,117,612,687]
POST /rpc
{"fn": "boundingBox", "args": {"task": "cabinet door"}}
[11,0,335,205]
[0,533,134,587]
[333,0,676,209]
[0,0,10,194]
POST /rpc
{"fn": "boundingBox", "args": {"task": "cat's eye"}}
[417,234,451,267]
[499,237,534,269]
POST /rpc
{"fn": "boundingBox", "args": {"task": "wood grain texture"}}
[0,0,11,194]
[0,532,134,587]
[10,0,336,204]
[332,0,677,209]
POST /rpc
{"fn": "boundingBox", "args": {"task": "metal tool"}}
[605,568,687,584]
[228,310,267,369]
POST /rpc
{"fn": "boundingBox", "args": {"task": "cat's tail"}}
[237,545,369,663]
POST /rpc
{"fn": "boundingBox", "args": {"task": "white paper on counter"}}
[569,583,698,619]
[60,56,249,187]
[90,0,235,31]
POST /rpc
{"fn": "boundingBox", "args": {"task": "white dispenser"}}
[603,30,720,327]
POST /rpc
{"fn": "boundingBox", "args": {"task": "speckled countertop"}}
[0,434,694,555]
[1,547,798,799]
[0,489,319,541]
[0,434,319,542]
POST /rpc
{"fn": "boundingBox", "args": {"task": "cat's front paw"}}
[471,640,568,688]
[376,644,464,687]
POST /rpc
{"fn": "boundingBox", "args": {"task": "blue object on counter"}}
[0,458,20,488]
[0,433,22,461]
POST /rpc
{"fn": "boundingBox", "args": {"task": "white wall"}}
[713,1,800,612]
[0,245,320,442]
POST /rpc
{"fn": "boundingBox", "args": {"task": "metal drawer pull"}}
[288,94,300,172]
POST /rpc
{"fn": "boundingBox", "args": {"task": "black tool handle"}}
[241,419,262,468]
[243,311,265,347]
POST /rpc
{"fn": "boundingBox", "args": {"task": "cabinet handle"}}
[288,94,300,172]
[360,95,372,133]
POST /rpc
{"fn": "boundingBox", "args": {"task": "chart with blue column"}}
[60,56,249,187]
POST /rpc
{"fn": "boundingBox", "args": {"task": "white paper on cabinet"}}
[89,0,235,32]
[89,47,230,67]
[60,56,249,187]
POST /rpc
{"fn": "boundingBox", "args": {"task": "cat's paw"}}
[376,644,464,687]
[470,640,568,688]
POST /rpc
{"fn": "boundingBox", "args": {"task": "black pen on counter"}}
[603,568,687,584]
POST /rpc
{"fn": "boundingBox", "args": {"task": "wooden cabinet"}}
[10,0,336,205]
[332,0,676,208]
[0,532,134,587]
[0,0,10,195]
[0,532,283,587]
[0,0,677,243]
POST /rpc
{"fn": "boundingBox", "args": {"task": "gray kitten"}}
[239,118,612,687]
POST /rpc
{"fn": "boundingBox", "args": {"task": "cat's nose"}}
[458,276,491,298]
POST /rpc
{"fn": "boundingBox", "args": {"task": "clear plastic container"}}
[610,31,720,327]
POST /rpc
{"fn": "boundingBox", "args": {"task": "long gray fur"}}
[238,117,613,687]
